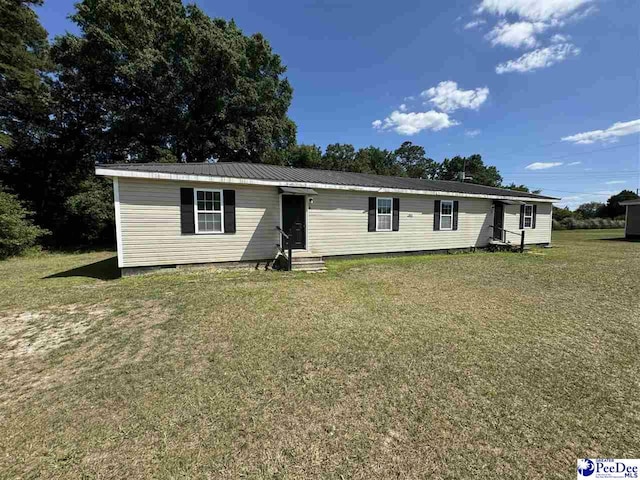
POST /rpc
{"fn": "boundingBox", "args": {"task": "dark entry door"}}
[493,202,504,241]
[282,195,306,249]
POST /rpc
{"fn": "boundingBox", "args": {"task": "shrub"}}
[553,217,625,230]
[0,188,49,259]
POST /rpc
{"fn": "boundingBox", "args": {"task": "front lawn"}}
[1,229,637,478]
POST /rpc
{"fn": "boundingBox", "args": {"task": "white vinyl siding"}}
[117,178,279,267]
[308,190,494,256]
[115,178,553,267]
[503,202,552,245]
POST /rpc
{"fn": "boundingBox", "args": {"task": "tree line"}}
[0,0,513,255]
[1,0,634,258]
[553,190,638,223]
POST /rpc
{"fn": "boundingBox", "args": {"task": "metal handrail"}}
[488,225,526,253]
[275,226,289,239]
[275,226,293,270]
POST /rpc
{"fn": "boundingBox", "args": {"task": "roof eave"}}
[95,167,559,202]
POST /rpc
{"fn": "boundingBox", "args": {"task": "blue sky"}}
[36,0,639,208]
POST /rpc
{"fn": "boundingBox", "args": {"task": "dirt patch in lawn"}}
[0,304,109,359]
[0,301,169,407]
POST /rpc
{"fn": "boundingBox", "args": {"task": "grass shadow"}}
[596,237,640,242]
[44,256,120,281]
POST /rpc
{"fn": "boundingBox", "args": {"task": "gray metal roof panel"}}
[97,162,558,200]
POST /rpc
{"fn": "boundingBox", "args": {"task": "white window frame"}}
[523,204,533,229]
[194,188,224,234]
[440,200,454,231]
[376,197,393,232]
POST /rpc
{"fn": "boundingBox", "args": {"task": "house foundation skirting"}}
[323,243,551,261]
[119,242,552,276]
[121,259,274,277]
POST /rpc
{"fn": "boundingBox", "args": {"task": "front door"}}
[493,202,504,241]
[282,195,306,249]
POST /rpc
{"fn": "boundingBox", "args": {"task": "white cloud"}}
[567,161,581,165]
[398,103,407,112]
[476,0,594,21]
[421,81,489,113]
[561,119,640,144]
[372,110,458,136]
[525,161,563,170]
[486,21,549,48]
[567,4,598,21]
[604,180,626,185]
[550,33,570,43]
[465,129,481,137]
[495,43,580,73]
[464,19,487,29]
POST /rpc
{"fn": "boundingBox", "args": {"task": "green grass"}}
[1,229,638,479]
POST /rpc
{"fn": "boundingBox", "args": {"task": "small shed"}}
[620,199,640,239]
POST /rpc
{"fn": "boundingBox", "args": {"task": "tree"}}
[0,186,48,258]
[355,146,401,176]
[603,190,639,218]
[1,0,297,248]
[49,0,295,164]
[64,178,114,245]
[322,143,358,171]
[437,154,502,187]
[575,201,605,219]
[552,206,574,221]
[503,183,530,192]
[502,183,542,194]
[393,141,438,179]
[279,144,323,169]
[0,0,51,150]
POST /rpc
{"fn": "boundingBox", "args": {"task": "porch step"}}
[292,265,327,273]
[291,253,326,272]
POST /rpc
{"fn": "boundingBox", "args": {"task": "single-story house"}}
[95,163,558,275]
[620,199,640,239]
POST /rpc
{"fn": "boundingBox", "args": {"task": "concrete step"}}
[293,266,327,273]
[292,258,325,265]
[291,250,322,259]
[291,257,327,272]
[292,255,323,262]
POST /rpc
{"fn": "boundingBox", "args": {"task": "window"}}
[440,200,453,230]
[195,189,224,233]
[376,197,392,231]
[523,204,533,228]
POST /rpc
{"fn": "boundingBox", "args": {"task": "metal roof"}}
[96,162,558,200]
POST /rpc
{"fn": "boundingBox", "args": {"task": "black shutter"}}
[392,198,400,231]
[519,204,525,229]
[368,197,376,232]
[223,189,236,233]
[180,188,195,234]
[532,204,537,229]
[453,201,459,231]
[434,200,441,231]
